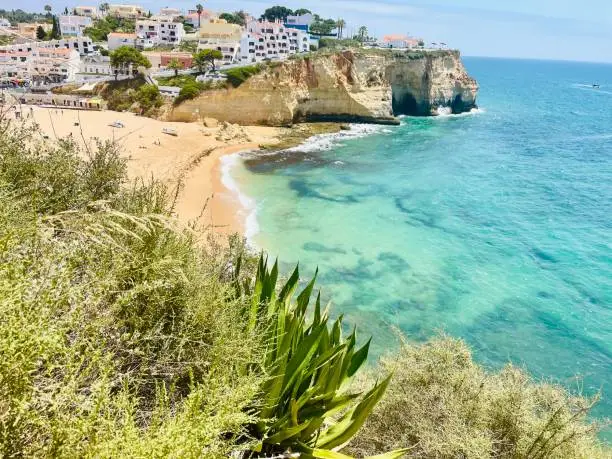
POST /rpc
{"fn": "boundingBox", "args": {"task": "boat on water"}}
[592,84,600,89]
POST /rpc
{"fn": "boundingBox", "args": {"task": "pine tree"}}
[36,25,46,40]
[50,15,61,39]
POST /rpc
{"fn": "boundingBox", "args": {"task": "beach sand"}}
[27,106,286,236]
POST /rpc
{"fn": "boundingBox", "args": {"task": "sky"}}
[9,0,612,62]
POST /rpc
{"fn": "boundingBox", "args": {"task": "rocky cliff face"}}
[169,49,478,125]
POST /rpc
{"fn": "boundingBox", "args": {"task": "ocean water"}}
[226,57,612,426]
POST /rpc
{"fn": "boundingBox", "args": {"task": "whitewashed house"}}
[159,7,181,17]
[197,19,242,66]
[135,17,184,49]
[73,6,98,17]
[107,4,145,19]
[0,47,80,84]
[240,19,309,63]
[0,37,93,56]
[79,55,112,75]
[59,15,93,37]
[379,34,421,49]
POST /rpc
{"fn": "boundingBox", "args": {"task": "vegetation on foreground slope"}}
[0,115,609,458]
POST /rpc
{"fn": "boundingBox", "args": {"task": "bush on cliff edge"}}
[347,337,609,458]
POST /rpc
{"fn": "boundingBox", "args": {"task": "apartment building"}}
[108,32,137,50]
[0,47,79,84]
[79,55,112,75]
[107,4,145,19]
[0,37,93,56]
[59,15,93,36]
[73,6,98,17]
[135,17,184,49]
[240,19,309,63]
[197,19,242,65]
[0,17,11,28]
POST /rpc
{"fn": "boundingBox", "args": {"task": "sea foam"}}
[220,153,259,245]
[285,123,390,153]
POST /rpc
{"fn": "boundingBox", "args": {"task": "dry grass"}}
[346,336,609,458]
[0,114,263,457]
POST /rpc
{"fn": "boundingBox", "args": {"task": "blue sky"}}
[11,0,612,62]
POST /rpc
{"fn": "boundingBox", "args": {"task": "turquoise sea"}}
[225,57,612,427]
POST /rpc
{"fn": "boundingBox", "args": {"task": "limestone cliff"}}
[169,49,478,125]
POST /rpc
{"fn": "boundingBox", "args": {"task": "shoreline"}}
[24,105,344,242]
[218,122,398,246]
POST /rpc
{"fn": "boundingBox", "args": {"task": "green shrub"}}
[135,83,163,114]
[155,74,198,88]
[318,38,362,50]
[174,81,202,105]
[224,65,262,88]
[83,16,135,41]
[347,337,609,459]
[0,121,126,214]
[0,118,263,457]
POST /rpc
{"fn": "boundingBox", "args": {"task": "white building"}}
[0,47,80,84]
[59,15,93,37]
[0,17,11,28]
[240,19,309,63]
[79,54,112,75]
[185,9,215,28]
[284,13,313,31]
[197,19,242,66]
[73,6,98,17]
[379,34,421,49]
[107,4,145,19]
[108,32,137,50]
[135,17,184,49]
[159,7,181,17]
[0,37,93,56]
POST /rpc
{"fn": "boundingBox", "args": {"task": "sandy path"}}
[27,106,283,235]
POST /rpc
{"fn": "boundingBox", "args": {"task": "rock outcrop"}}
[169,49,478,126]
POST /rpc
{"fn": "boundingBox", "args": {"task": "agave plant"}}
[235,255,406,458]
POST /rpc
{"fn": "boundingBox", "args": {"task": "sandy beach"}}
[24,106,286,236]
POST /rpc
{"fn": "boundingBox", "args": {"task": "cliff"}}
[169,49,479,125]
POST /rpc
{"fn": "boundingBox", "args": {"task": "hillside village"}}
[0,4,429,96]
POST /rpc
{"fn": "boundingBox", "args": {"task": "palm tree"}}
[99,3,109,14]
[336,18,345,39]
[196,3,204,28]
[44,4,52,16]
[358,26,368,43]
